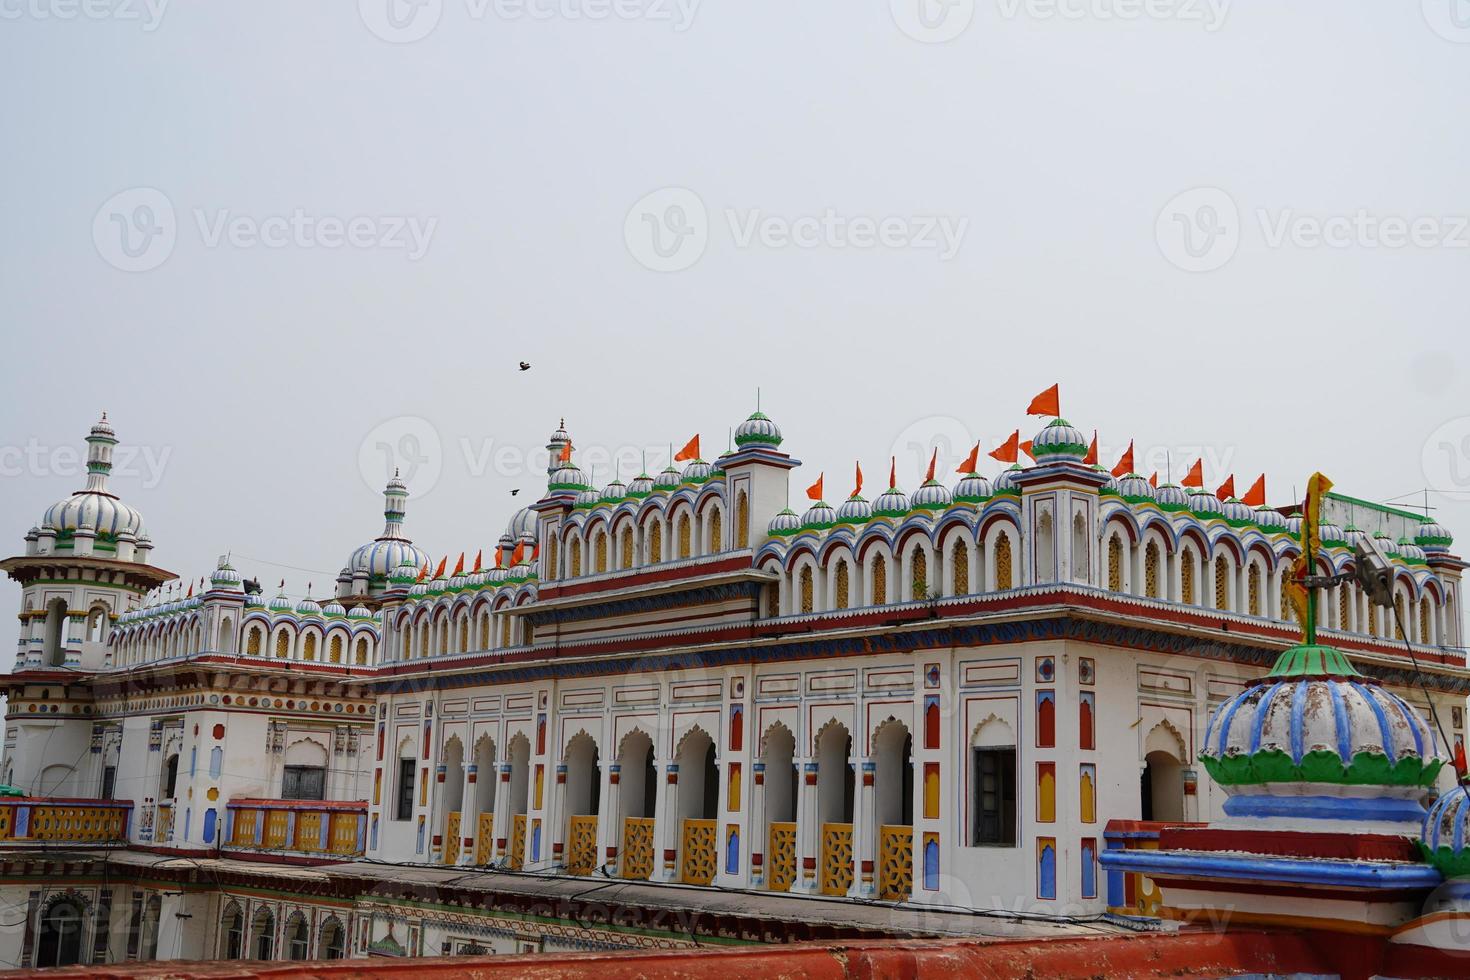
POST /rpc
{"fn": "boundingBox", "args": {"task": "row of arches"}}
[391,597,532,661]
[218,903,345,961]
[552,491,746,580]
[112,617,379,667]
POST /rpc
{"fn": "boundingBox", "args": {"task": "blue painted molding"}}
[1099,848,1443,889]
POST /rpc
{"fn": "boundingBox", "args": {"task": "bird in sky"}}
[518,361,531,372]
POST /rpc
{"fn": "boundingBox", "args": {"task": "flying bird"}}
[518,361,531,372]
[510,489,520,496]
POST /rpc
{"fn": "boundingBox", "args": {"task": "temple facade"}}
[0,409,1464,969]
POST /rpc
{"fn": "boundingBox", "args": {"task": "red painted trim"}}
[538,555,756,601]
[1160,826,1421,862]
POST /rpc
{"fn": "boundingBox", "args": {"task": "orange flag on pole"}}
[1216,476,1235,500]
[806,474,824,502]
[989,430,1020,464]
[852,462,863,498]
[559,442,572,464]
[957,442,980,475]
[434,555,447,579]
[1026,384,1060,417]
[1181,459,1204,488]
[1020,440,1035,461]
[510,542,524,566]
[472,550,482,573]
[1241,475,1267,507]
[452,552,465,577]
[1111,440,1134,478]
[925,448,938,482]
[674,435,700,462]
[494,548,503,569]
[888,457,897,489]
[1148,473,1159,488]
[1083,431,1098,466]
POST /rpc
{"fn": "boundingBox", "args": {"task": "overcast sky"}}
[2,2,1468,614]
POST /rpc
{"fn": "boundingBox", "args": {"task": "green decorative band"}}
[1420,842,1470,878]
[1200,748,1443,789]
[1266,644,1363,679]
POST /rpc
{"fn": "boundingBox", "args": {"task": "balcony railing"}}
[681,818,716,885]
[224,799,367,859]
[0,798,132,844]
[767,821,796,892]
[821,822,853,896]
[1102,819,1202,918]
[621,816,654,880]
[878,824,913,901]
[567,814,597,876]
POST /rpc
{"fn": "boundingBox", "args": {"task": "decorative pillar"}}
[793,758,820,894]
[655,762,680,882]
[850,758,877,898]
[603,764,622,875]
[456,764,479,866]
[550,763,568,867]
[430,762,447,862]
[749,761,767,888]
[491,763,512,861]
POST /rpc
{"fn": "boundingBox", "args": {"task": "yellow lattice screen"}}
[621,817,654,880]
[444,811,461,865]
[294,810,323,852]
[231,808,259,847]
[767,821,796,893]
[510,814,527,870]
[568,814,597,876]
[29,805,126,842]
[878,825,913,901]
[820,822,853,896]
[994,536,1012,591]
[263,809,289,849]
[329,812,359,854]
[1144,543,1159,598]
[681,818,716,885]
[475,812,495,864]
[154,804,174,843]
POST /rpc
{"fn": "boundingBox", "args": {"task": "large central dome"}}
[344,472,430,592]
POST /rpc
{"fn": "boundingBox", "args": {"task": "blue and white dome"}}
[1029,418,1089,461]
[1116,474,1154,502]
[348,474,431,583]
[626,473,654,498]
[1255,507,1287,532]
[599,480,627,504]
[1285,516,1303,536]
[837,495,872,523]
[1374,532,1398,556]
[1422,784,1470,877]
[768,508,801,536]
[803,501,837,528]
[1155,484,1188,509]
[268,591,293,613]
[910,480,952,511]
[295,596,323,617]
[1318,520,1346,547]
[734,411,783,449]
[681,459,714,484]
[348,604,374,619]
[575,487,601,509]
[873,486,910,517]
[954,473,993,503]
[1187,489,1223,517]
[1342,524,1367,548]
[210,559,243,590]
[548,461,590,493]
[993,465,1023,494]
[1396,537,1427,563]
[38,415,149,552]
[1417,521,1454,550]
[506,507,537,539]
[322,600,347,617]
[1222,498,1253,523]
[654,466,681,491]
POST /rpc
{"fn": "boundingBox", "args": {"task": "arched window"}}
[1144,541,1160,599]
[1107,536,1123,592]
[458,617,469,653]
[912,548,928,600]
[995,534,1013,591]
[952,539,969,596]
[220,904,244,959]
[548,536,558,581]
[834,561,849,610]
[251,908,274,960]
[571,538,582,577]
[1181,550,1196,605]
[247,627,262,656]
[355,637,368,665]
[1248,565,1262,616]
[1281,572,1293,622]
[329,635,342,663]
[302,634,317,662]
[401,626,413,660]
[1368,600,1378,635]
[710,508,723,552]
[141,894,161,960]
[1035,513,1055,582]
[678,515,691,558]
[1421,597,1432,645]
[275,631,290,659]
[35,898,84,968]
[1395,594,1406,640]
[478,614,490,649]
[500,616,511,648]
[286,912,309,960]
[1340,586,1351,631]
[620,528,634,569]
[648,521,662,563]
[218,615,234,653]
[320,918,345,960]
[799,566,814,613]
[737,492,750,548]
[596,533,608,573]
[1214,555,1229,610]
[872,555,888,604]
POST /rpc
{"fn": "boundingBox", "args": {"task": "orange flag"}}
[494,548,503,569]
[1182,459,1204,488]
[925,448,938,482]
[417,563,429,582]
[186,582,193,598]
[989,430,1019,464]
[852,461,863,498]
[1216,476,1235,500]
[1242,475,1266,508]
[434,555,447,579]
[1148,473,1159,488]
[1020,440,1035,461]
[510,542,524,566]
[472,550,482,573]
[559,442,572,463]
[806,473,824,502]
[1111,440,1134,478]
[1455,740,1467,780]
[674,435,700,462]
[452,552,465,577]
[1026,383,1060,417]
[888,456,897,489]
[956,442,980,475]
[532,543,539,561]
[1083,431,1098,466]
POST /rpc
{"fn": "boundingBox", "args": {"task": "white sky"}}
[2,2,1468,612]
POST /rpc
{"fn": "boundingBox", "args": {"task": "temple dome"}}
[1187,489,1223,518]
[734,411,782,449]
[802,501,837,529]
[1421,784,1470,877]
[836,495,872,523]
[910,480,952,511]
[954,473,993,503]
[1029,418,1089,461]
[1155,484,1188,509]
[768,508,800,536]
[1417,521,1454,550]
[1116,474,1154,502]
[873,486,910,517]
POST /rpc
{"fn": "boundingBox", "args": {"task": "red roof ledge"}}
[0,553,176,590]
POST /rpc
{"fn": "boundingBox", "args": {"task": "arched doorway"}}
[251,907,274,960]
[1140,722,1185,822]
[816,722,854,896]
[35,897,84,968]
[440,738,465,864]
[507,734,531,869]
[285,912,309,960]
[319,917,345,959]
[617,730,657,880]
[219,903,244,959]
[873,720,914,901]
[472,737,497,863]
[43,598,67,666]
[760,724,797,892]
[563,733,601,875]
[676,728,718,885]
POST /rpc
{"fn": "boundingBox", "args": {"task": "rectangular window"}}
[395,758,415,820]
[282,766,326,801]
[971,747,1017,846]
[101,765,116,801]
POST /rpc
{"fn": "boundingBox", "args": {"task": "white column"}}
[655,760,680,882]
[749,761,768,888]
[793,758,820,894]
[602,763,622,875]
[456,764,479,866]
[491,763,512,863]
[849,758,877,898]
